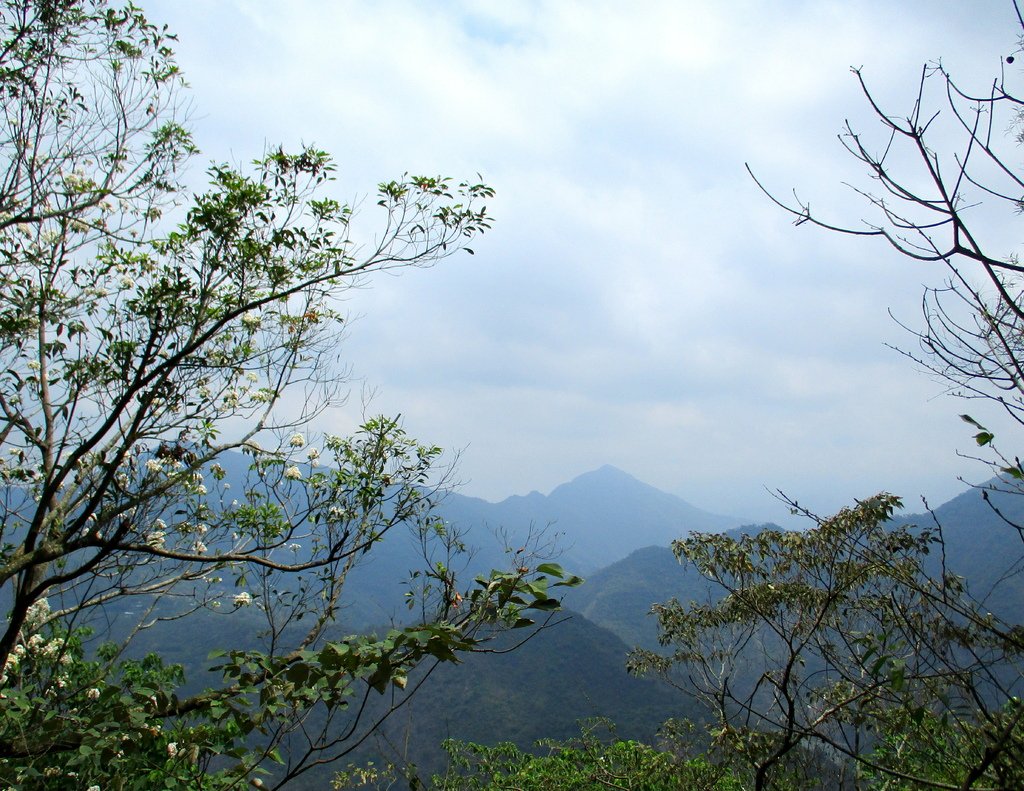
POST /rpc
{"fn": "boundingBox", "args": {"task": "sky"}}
[140,1,1022,524]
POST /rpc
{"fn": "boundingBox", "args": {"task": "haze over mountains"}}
[293,469,1024,785]
[437,463,751,573]
[116,457,1024,788]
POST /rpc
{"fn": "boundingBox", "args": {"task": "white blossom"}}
[86,687,101,700]
[192,540,207,554]
[232,591,253,607]
[41,640,62,659]
[145,458,162,473]
[288,433,305,448]
[240,311,261,330]
[283,465,302,481]
[24,599,50,628]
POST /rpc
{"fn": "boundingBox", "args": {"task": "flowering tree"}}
[0,2,579,788]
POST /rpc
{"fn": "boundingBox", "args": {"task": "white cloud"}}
[141,0,1017,522]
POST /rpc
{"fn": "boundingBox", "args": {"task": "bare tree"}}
[750,2,1024,486]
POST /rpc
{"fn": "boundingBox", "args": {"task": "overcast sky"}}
[141,1,1020,524]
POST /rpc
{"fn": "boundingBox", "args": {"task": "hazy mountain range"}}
[437,463,750,573]
[101,461,1024,786]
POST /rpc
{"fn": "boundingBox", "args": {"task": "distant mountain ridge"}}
[105,460,1024,788]
[570,484,1024,651]
[440,464,750,573]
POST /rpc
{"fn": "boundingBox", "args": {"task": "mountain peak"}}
[561,464,639,488]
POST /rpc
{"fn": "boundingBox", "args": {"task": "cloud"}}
[142,0,1017,522]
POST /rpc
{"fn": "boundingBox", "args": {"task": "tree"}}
[0,2,580,788]
[426,720,743,791]
[748,1,1024,488]
[628,496,1024,790]
[630,4,1024,788]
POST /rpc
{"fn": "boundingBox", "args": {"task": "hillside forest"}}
[1,2,1024,790]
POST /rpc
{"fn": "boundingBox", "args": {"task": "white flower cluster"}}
[146,518,168,550]
[24,598,51,631]
[0,613,77,689]
[250,388,275,404]
[0,643,24,685]
[283,465,302,481]
[232,591,253,607]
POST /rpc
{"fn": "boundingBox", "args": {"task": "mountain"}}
[280,608,704,789]
[98,465,1024,787]
[570,485,1024,652]
[439,464,749,574]
[893,481,1024,617]
[563,544,699,649]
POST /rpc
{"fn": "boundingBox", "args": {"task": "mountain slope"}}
[571,485,1024,651]
[441,465,748,574]
[281,608,703,789]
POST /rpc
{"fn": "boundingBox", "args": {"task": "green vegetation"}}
[628,495,1024,789]
[0,2,580,788]
[4,1,1024,790]
[430,722,743,791]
